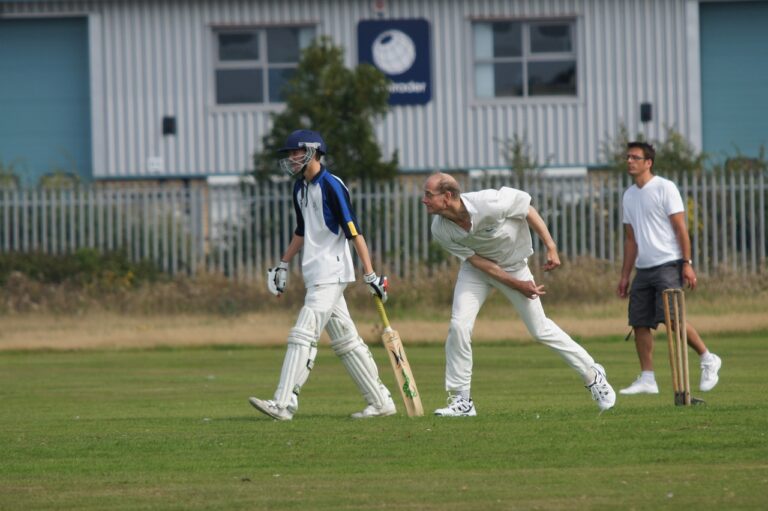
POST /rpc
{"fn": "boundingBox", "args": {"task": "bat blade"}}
[381,327,424,417]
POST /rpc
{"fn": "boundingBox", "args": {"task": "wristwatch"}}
[683,259,693,266]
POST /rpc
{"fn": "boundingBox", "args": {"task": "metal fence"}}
[1,170,765,279]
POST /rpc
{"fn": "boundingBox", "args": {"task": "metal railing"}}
[1,170,765,279]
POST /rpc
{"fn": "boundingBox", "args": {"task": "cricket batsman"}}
[248,129,396,420]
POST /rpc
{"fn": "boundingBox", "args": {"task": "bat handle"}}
[374,296,391,329]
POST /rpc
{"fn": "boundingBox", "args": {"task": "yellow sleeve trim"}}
[347,221,359,237]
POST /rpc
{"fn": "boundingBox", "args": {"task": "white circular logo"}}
[371,29,416,76]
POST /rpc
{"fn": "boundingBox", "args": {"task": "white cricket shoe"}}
[700,353,722,392]
[619,377,659,395]
[434,394,477,417]
[248,397,293,421]
[586,364,616,411]
[351,398,396,419]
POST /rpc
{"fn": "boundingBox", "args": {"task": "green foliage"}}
[1,334,766,510]
[1,257,766,317]
[0,158,20,189]
[254,36,399,181]
[600,123,634,171]
[0,155,83,189]
[38,171,80,190]
[601,124,707,174]
[719,144,768,173]
[653,128,708,174]
[0,248,160,286]
[499,134,546,180]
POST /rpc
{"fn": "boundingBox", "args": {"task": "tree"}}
[254,36,398,181]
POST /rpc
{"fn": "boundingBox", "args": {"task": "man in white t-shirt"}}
[248,129,395,420]
[617,142,721,395]
[423,172,616,416]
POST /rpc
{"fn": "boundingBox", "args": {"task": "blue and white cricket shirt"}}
[293,167,360,287]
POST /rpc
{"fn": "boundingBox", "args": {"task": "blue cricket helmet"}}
[279,129,327,155]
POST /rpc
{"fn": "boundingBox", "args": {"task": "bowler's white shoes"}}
[700,353,722,392]
[248,397,293,421]
[434,394,477,417]
[619,377,659,395]
[586,364,616,411]
[351,398,396,419]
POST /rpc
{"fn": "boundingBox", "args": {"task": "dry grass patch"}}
[1,298,766,351]
[1,258,766,351]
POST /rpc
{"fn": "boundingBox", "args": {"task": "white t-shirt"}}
[431,187,533,271]
[292,168,358,287]
[622,175,685,269]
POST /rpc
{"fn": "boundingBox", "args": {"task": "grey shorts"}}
[628,260,684,329]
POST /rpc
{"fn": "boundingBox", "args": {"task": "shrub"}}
[1,257,765,317]
[0,249,161,287]
[600,125,706,174]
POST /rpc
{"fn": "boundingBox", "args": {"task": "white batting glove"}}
[267,261,289,296]
[364,272,388,303]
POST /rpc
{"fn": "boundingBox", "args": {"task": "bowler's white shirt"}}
[622,175,685,269]
[431,187,533,271]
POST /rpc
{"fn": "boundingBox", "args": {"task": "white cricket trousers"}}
[445,262,596,392]
[304,282,350,328]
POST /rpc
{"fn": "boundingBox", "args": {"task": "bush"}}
[0,158,21,189]
[1,257,765,317]
[0,249,161,287]
[601,124,706,174]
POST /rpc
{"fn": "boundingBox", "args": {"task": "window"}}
[214,26,315,105]
[473,20,577,99]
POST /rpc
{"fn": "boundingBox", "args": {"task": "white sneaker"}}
[619,377,659,395]
[586,364,616,411]
[700,353,722,392]
[351,398,396,419]
[434,394,477,417]
[248,397,293,421]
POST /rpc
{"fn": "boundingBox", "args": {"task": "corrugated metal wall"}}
[1,0,699,177]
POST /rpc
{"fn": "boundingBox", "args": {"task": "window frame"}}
[210,24,316,109]
[470,17,581,104]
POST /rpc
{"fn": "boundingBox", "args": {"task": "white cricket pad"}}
[273,307,319,410]
[327,317,390,409]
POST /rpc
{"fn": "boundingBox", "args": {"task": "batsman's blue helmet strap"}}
[279,129,327,155]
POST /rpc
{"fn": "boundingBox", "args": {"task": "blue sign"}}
[358,19,432,105]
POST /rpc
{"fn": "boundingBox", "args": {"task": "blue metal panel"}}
[700,1,768,160]
[0,17,91,186]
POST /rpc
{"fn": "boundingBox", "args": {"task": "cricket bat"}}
[374,296,424,417]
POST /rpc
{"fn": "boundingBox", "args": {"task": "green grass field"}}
[1,332,766,510]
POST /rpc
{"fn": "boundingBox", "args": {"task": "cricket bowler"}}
[423,172,616,416]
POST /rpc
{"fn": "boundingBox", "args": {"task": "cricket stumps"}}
[662,288,704,407]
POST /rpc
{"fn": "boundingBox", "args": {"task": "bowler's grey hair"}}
[431,172,462,198]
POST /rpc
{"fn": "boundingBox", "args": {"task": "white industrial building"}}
[1,0,766,186]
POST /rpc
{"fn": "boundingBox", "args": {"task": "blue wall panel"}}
[700,1,768,160]
[0,17,91,186]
